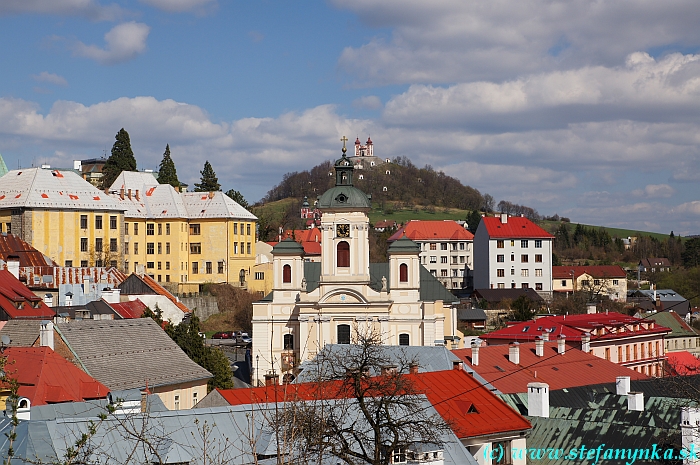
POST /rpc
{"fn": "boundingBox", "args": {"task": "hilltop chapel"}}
[251,140,461,384]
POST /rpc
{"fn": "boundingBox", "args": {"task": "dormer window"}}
[15,301,24,309]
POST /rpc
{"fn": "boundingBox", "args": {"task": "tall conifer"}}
[194,160,221,192]
[102,128,137,189]
[157,144,180,188]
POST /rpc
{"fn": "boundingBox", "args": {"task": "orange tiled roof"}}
[387,220,474,242]
[481,216,554,239]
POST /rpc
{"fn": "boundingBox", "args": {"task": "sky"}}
[2,0,700,235]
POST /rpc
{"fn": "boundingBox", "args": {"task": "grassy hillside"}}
[539,220,672,241]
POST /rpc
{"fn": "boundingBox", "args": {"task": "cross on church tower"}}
[340,136,348,155]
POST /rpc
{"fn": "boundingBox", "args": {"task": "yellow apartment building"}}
[0,167,125,268]
[109,172,256,293]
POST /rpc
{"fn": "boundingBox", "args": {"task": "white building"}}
[388,220,474,290]
[473,214,554,298]
[251,147,461,385]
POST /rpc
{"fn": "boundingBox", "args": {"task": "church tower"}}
[316,138,372,284]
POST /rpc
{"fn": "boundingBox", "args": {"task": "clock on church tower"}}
[336,224,350,237]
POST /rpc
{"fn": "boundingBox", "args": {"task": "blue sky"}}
[2,0,700,235]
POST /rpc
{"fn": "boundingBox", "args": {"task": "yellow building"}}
[109,172,256,293]
[0,167,125,268]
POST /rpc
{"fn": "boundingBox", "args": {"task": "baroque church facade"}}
[251,143,460,385]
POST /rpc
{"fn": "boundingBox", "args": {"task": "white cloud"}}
[138,0,215,13]
[673,201,700,215]
[632,184,676,199]
[352,96,383,110]
[72,22,150,65]
[0,0,125,21]
[332,0,700,85]
[31,72,68,87]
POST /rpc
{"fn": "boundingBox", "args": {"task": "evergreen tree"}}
[156,144,180,188]
[225,188,249,209]
[102,128,137,190]
[194,160,221,192]
[466,210,482,234]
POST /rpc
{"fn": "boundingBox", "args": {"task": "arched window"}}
[337,241,350,268]
[239,269,246,284]
[399,334,410,346]
[399,263,408,282]
[337,324,351,344]
[283,333,294,350]
[283,264,291,283]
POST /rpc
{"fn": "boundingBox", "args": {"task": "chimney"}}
[535,336,544,357]
[6,255,19,279]
[628,392,644,411]
[64,291,73,307]
[616,376,631,396]
[39,320,54,350]
[656,294,661,310]
[581,332,591,353]
[557,334,566,354]
[119,188,125,200]
[381,365,398,376]
[409,363,419,375]
[127,188,132,200]
[509,342,520,365]
[681,407,700,464]
[527,382,549,418]
[587,303,597,314]
[470,341,480,366]
[43,293,53,307]
[500,213,508,224]
[140,390,148,413]
[135,189,140,201]
[73,160,82,171]
[265,372,279,386]
[541,331,549,341]
[453,360,463,371]
[208,191,215,199]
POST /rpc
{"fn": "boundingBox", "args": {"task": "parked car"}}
[212,331,234,339]
[240,332,252,344]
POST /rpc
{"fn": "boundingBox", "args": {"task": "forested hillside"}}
[262,156,485,211]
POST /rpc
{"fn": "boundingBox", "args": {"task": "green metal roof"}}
[387,235,420,253]
[317,185,372,210]
[643,311,698,337]
[271,238,305,255]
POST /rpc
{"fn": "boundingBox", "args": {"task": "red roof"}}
[481,216,554,239]
[0,270,55,320]
[110,299,148,319]
[3,347,109,405]
[0,234,56,267]
[552,265,626,279]
[281,228,321,243]
[666,351,700,376]
[453,343,648,394]
[387,220,474,242]
[140,274,191,314]
[481,312,671,343]
[217,369,530,439]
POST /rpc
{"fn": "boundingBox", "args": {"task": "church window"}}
[283,264,292,283]
[337,324,351,344]
[399,334,409,346]
[337,241,350,268]
[284,334,294,350]
[400,263,408,282]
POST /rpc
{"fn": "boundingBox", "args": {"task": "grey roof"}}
[457,308,487,321]
[0,319,40,346]
[55,318,212,390]
[1,400,477,465]
[0,168,125,211]
[29,392,167,421]
[473,288,545,303]
[182,191,256,220]
[499,391,682,460]
[298,262,458,304]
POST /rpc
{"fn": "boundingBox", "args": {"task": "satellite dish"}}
[1,335,10,345]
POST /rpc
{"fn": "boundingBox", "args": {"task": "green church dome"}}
[317,143,371,211]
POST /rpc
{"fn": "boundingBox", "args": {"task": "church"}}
[251,142,461,385]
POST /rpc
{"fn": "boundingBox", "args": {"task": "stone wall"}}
[181,296,220,321]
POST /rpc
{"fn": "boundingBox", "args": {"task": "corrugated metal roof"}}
[552,265,627,279]
[0,234,56,267]
[0,270,55,320]
[0,168,125,211]
[481,216,554,239]
[18,266,126,289]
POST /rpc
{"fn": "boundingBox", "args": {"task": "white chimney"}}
[65,292,73,307]
[40,320,54,350]
[616,376,631,396]
[471,341,480,366]
[557,334,566,354]
[581,332,591,353]
[535,336,544,357]
[6,256,19,279]
[628,392,644,411]
[500,213,508,224]
[587,303,597,314]
[541,332,549,341]
[527,382,549,418]
[16,397,31,421]
[509,342,520,365]
[681,407,700,465]
[43,293,53,307]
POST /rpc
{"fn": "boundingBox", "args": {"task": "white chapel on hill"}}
[251,141,461,385]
